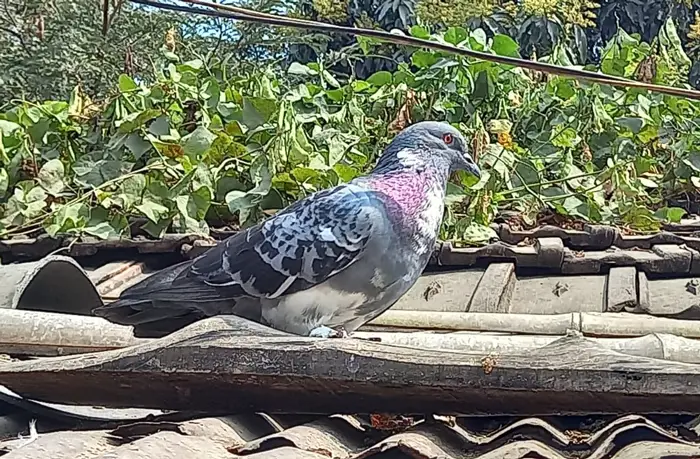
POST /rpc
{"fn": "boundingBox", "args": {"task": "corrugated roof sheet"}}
[2,413,700,458]
[4,221,700,457]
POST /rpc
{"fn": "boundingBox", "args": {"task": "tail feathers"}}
[93,297,213,338]
[93,259,266,337]
[131,316,205,338]
[93,295,265,337]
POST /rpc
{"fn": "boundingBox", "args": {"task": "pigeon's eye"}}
[442,133,454,145]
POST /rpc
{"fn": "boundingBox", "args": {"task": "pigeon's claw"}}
[309,325,349,338]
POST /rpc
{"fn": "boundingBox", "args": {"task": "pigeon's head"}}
[380,121,481,178]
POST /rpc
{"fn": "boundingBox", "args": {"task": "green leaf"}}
[44,202,85,237]
[0,120,21,135]
[469,29,488,49]
[411,50,438,68]
[183,126,216,159]
[356,36,373,55]
[444,182,466,206]
[148,116,170,136]
[444,27,468,45]
[654,207,685,223]
[73,158,134,189]
[118,74,138,92]
[328,135,348,166]
[367,71,392,87]
[2,184,48,227]
[83,221,119,239]
[325,89,344,102]
[225,157,271,214]
[351,80,371,92]
[685,154,700,172]
[116,174,146,208]
[241,97,277,129]
[136,198,170,223]
[125,133,152,159]
[469,170,491,191]
[333,164,359,182]
[492,34,520,57]
[618,117,644,134]
[291,167,320,183]
[551,127,580,149]
[460,222,498,245]
[409,25,430,39]
[322,70,341,88]
[141,217,172,238]
[659,18,692,68]
[288,62,318,76]
[115,109,160,133]
[0,168,8,196]
[163,50,180,61]
[37,159,65,196]
[174,186,211,235]
[638,177,658,188]
[179,59,204,72]
[201,78,221,109]
[487,119,512,134]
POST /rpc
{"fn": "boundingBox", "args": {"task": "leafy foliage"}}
[0,0,295,106]
[296,0,700,88]
[2,21,700,244]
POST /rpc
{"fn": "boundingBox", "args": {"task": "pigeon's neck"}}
[365,162,448,254]
[367,168,446,214]
[367,152,450,211]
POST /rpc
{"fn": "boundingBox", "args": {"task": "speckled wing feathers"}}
[180,185,381,299]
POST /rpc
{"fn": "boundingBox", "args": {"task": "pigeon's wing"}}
[180,184,384,299]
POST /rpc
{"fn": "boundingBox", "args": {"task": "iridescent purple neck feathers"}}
[366,169,442,217]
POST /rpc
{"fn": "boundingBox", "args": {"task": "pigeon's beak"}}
[465,161,481,179]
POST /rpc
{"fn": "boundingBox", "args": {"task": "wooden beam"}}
[0,309,147,357]
[1,316,700,415]
[370,310,700,338]
[5,309,700,365]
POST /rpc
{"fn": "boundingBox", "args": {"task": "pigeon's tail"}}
[93,296,206,338]
[92,260,260,338]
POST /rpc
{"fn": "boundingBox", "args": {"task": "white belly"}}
[262,282,369,335]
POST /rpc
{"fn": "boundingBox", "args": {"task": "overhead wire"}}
[129,0,700,101]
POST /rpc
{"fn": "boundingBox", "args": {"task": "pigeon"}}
[93,121,481,338]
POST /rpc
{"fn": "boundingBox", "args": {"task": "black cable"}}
[129,0,700,101]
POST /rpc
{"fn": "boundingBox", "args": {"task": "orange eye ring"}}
[442,133,454,144]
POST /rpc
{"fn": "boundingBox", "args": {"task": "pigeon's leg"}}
[308,325,382,342]
[308,325,349,338]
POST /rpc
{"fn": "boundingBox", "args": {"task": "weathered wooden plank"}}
[95,262,146,298]
[371,310,577,334]
[467,263,515,313]
[100,272,153,299]
[354,332,700,364]
[2,316,700,415]
[370,310,700,338]
[606,267,637,312]
[5,308,700,364]
[87,261,138,285]
[389,270,484,312]
[651,245,693,273]
[643,277,700,319]
[510,275,605,314]
[637,271,651,313]
[0,309,145,357]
